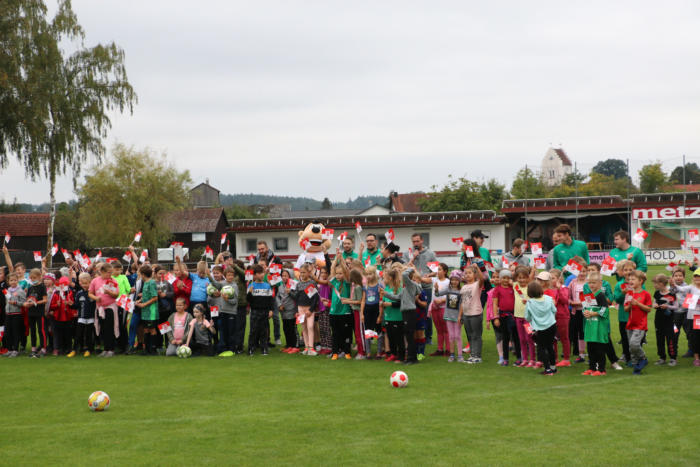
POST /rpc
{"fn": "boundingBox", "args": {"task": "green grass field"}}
[2,266,700,466]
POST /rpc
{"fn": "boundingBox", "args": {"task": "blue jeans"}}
[423,288,433,341]
[128,311,141,348]
[217,313,236,352]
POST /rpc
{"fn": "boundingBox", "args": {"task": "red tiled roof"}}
[0,213,49,237]
[390,193,428,212]
[553,148,572,166]
[672,184,700,192]
[166,207,225,233]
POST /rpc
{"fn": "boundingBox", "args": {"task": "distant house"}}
[166,207,228,255]
[390,192,428,212]
[190,180,220,208]
[0,213,49,252]
[541,147,573,186]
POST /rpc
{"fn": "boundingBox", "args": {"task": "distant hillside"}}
[220,194,389,211]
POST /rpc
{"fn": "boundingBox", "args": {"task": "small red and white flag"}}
[204,246,214,260]
[385,229,395,244]
[122,252,131,263]
[534,257,546,270]
[170,241,184,248]
[451,237,464,247]
[632,228,648,243]
[61,248,70,260]
[139,249,148,263]
[689,229,700,242]
[681,239,688,250]
[209,306,219,318]
[4,232,10,244]
[582,293,596,308]
[530,242,543,256]
[296,313,305,324]
[337,231,348,243]
[158,321,172,335]
[269,263,282,275]
[305,285,318,298]
[245,269,254,281]
[51,244,59,256]
[683,294,699,310]
[269,273,282,286]
[287,279,298,289]
[95,250,102,260]
[666,262,678,272]
[427,261,439,273]
[523,322,533,335]
[116,294,129,308]
[165,272,177,284]
[133,231,142,243]
[220,233,227,245]
[321,228,334,240]
[565,259,583,276]
[501,256,510,268]
[33,251,42,262]
[464,245,474,258]
[246,254,255,266]
[355,222,362,234]
[0,325,4,339]
[299,238,310,250]
[694,315,700,330]
[364,256,371,267]
[484,261,495,273]
[226,240,230,251]
[3,289,10,299]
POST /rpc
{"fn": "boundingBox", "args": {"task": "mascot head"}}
[298,221,331,254]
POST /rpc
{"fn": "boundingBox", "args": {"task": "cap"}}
[471,229,488,239]
[43,273,56,282]
[449,270,463,281]
[499,269,512,278]
[536,271,551,281]
[57,276,71,286]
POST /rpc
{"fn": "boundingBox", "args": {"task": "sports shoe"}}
[331,354,339,360]
[307,349,318,356]
[315,344,321,352]
[345,353,352,360]
[457,356,465,363]
[83,351,90,357]
[633,368,641,375]
[556,360,571,367]
[581,369,594,375]
[694,359,700,367]
[355,353,366,360]
[98,351,107,357]
[385,355,395,362]
[682,350,694,358]
[591,371,602,376]
[534,361,543,368]
[611,362,623,370]
[599,371,607,375]
[540,369,554,375]
[302,348,309,355]
[66,351,76,358]
[574,356,585,363]
[417,353,425,361]
[654,359,666,365]
[497,357,504,365]
[31,352,39,358]
[104,351,114,358]
[290,348,301,354]
[218,351,234,357]
[429,350,444,357]
[262,350,269,356]
[275,339,282,345]
[469,357,482,364]
[526,361,535,368]
[448,355,455,362]
[0,348,8,355]
[668,359,678,366]
[501,360,509,366]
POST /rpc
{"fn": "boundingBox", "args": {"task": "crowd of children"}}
[2,228,700,376]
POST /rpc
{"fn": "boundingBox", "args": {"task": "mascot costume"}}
[295,221,331,273]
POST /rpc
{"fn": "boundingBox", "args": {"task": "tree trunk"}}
[46,159,56,268]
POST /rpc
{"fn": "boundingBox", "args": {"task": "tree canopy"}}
[669,162,700,185]
[418,176,507,212]
[591,158,627,179]
[638,162,668,193]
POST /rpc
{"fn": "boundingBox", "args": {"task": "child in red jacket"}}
[48,276,75,356]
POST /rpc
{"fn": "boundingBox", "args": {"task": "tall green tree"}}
[76,144,191,251]
[0,0,136,265]
[669,162,700,185]
[321,197,333,210]
[418,176,507,212]
[638,162,668,193]
[591,158,627,179]
[511,167,546,199]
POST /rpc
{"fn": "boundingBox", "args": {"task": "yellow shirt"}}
[513,283,530,318]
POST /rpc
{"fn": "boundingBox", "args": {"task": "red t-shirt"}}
[493,285,515,314]
[626,290,652,331]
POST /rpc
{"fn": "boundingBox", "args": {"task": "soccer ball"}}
[390,371,409,388]
[88,391,110,411]
[221,285,234,299]
[176,345,192,358]
[206,284,218,296]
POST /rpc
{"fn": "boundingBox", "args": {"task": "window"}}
[246,239,257,253]
[549,170,555,178]
[274,237,288,252]
[192,232,205,242]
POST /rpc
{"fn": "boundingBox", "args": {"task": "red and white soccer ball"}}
[390,371,408,388]
[88,391,110,411]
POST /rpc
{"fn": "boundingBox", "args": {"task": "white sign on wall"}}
[633,206,700,220]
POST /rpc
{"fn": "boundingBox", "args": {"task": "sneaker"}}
[694,359,700,367]
[417,353,425,361]
[574,356,585,363]
[83,351,90,357]
[218,351,234,357]
[66,350,76,358]
[52,350,59,356]
[429,350,444,357]
[385,355,395,362]
[526,361,535,368]
[654,359,666,365]
[319,349,332,355]
[0,348,7,355]
[638,358,649,370]
[633,368,641,375]
[555,360,571,367]
[98,351,107,357]
[307,349,318,356]
[456,356,465,363]
[248,350,254,356]
[668,359,678,366]
[611,362,623,370]
[448,355,455,362]
[331,354,339,360]
[591,371,602,376]
[497,357,504,365]
[682,350,694,358]
[581,369,594,375]
[599,371,607,375]
[301,348,309,355]
[501,360,509,366]
[618,355,626,363]
[345,353,352,360]
[315,344,321,352]
[275,339,282,346]
[7,351,18,358]
[470,357,482,364]
[534,361,543,368]
[290,348,301,354]
[262,350,269,356]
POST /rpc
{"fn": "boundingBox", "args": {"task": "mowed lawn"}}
[1,265,699,466]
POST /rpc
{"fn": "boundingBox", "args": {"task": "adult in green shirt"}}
[552,224,590,271]
[359,233,383,269]
[608,230,647,272]
[341,237,359,261]
[470,229,492,264]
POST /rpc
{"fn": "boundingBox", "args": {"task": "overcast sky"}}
[2,0,700,204]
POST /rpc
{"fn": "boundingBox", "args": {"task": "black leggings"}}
[496,314,516,361]
[619,320,631,360]
[99,309,116,351]
[386,320,405,359]
[248,309,268,352]
[330,313,353,355]
[570,309,584,356]
[75,322,95,352]
[28,315,47,349]
[655,313,676,360]
[4,314,24,351]
[402,309,417,362]
[282,318,298,348]
[587,341,606,372]
[53,320,73,354]
[535,324,557,369]
[604,335,618,364]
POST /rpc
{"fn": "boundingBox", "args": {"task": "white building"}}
[541,147,573,186]
[230,210,506,269]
